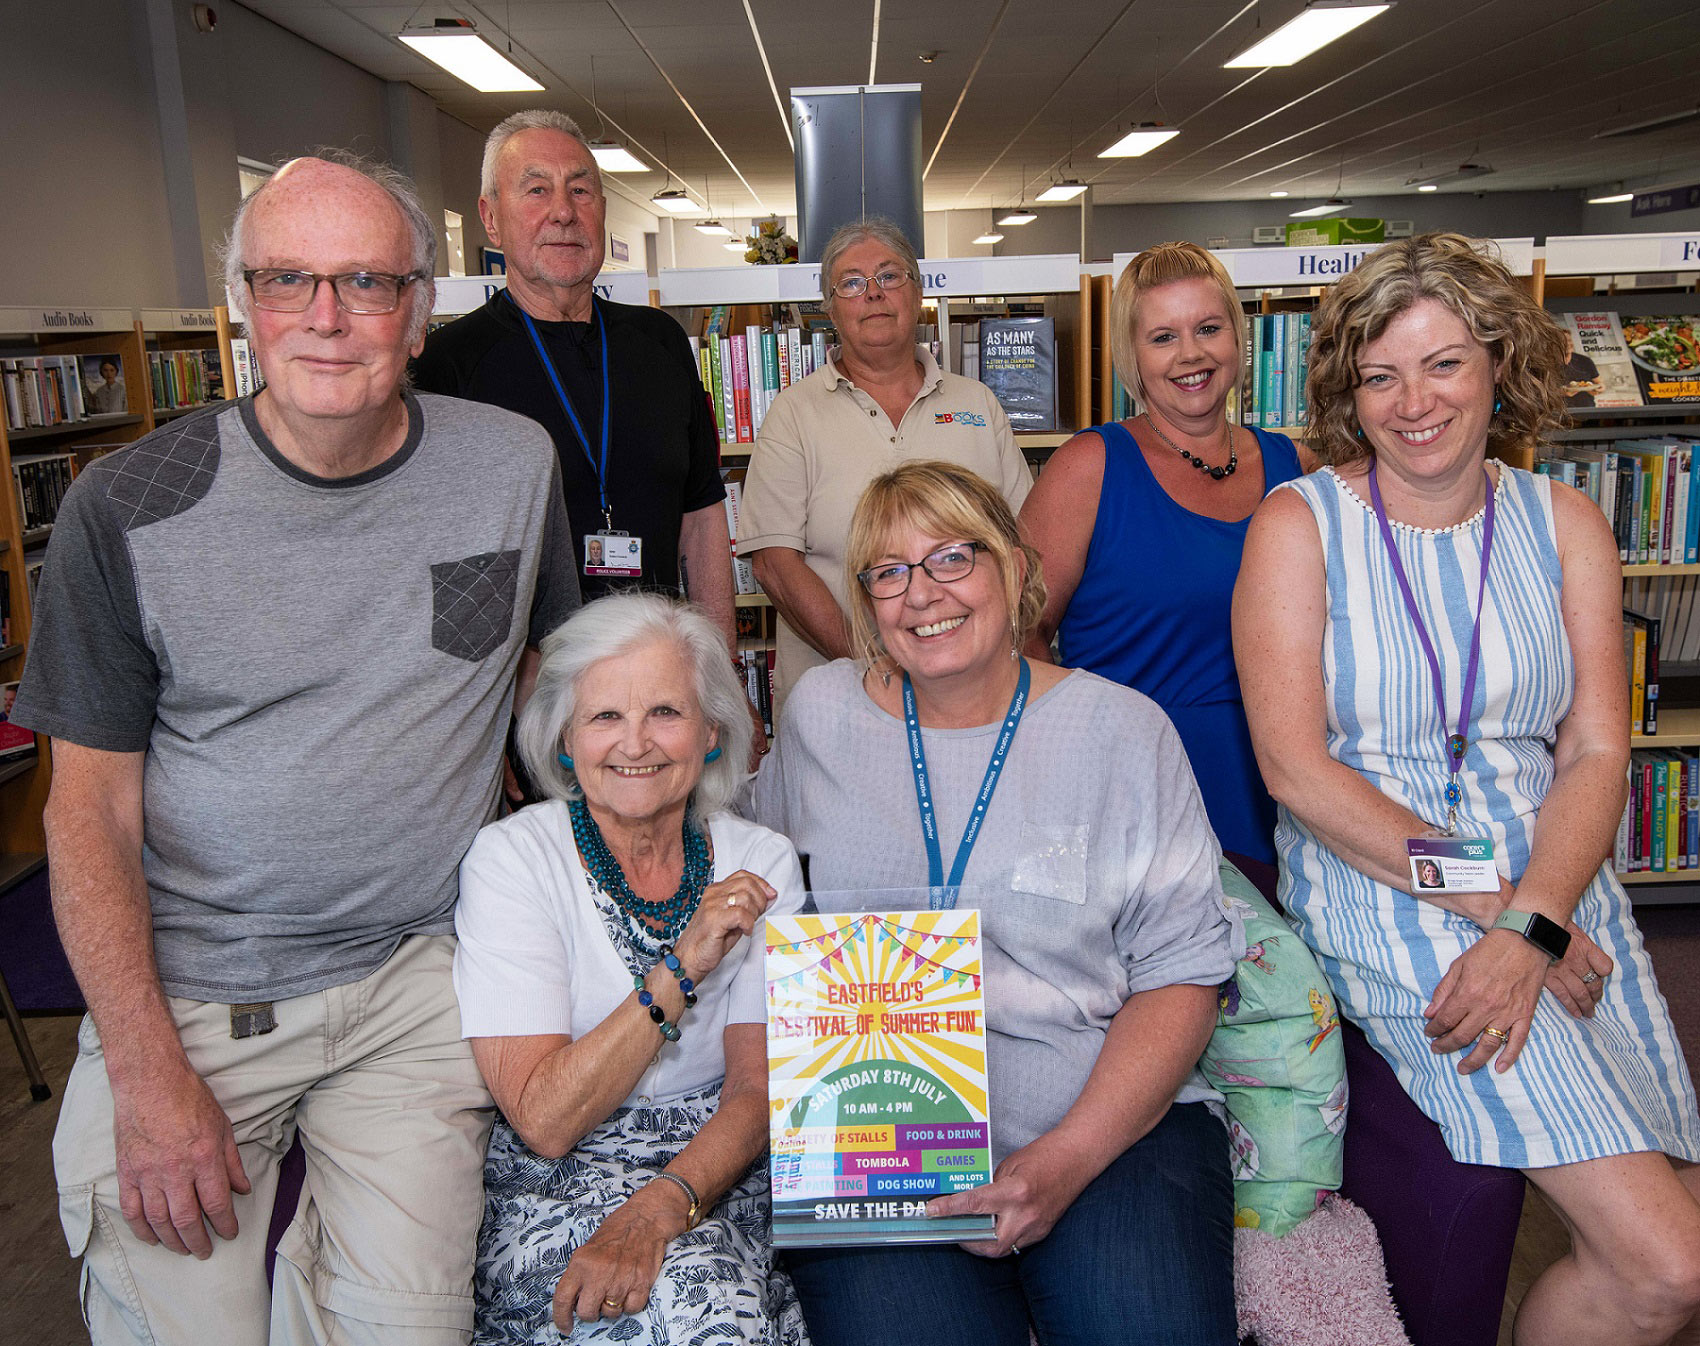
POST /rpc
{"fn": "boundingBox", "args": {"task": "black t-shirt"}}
[1564,351,1600,409]
[413,292,724,599]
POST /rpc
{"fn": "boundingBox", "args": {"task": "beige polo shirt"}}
[737,345,1033,712]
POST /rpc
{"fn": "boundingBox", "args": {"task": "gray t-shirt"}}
[13,392,579,1001]
[751,660,1241,1160]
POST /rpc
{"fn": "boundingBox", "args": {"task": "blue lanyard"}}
[1366,463,1496,834]
[515,294,614,523]
[903,658,1030,909]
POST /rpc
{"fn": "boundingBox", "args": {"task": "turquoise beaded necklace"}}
[568,796,711,946]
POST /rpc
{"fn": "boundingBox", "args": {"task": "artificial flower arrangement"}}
[744,218,799,265]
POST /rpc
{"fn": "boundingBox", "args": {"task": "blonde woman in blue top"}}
[1022,242,1314,867]
[1236,233,1700,1346]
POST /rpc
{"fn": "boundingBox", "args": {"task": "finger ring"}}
[728,895,739,908]
[1010,1244,1021,1256]
[604,1298,622,1309]
[1581,971,1600,984]
[1482,1026,1509,1041]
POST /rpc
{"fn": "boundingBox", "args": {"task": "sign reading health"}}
[765,907,994,1247]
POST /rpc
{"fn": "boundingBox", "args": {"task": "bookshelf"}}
[139,308,225,421]
[1537,234,1700,892]
[0,307,155,886]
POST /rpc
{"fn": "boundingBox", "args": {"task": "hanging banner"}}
[765,903,994,1247]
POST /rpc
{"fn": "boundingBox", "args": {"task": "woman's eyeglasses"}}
[857,542,986,598]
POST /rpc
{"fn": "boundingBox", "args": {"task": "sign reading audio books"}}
[765,904,994,1247]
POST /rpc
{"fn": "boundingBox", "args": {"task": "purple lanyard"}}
[1366,464,1497,834]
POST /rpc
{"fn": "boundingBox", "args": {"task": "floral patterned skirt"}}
[474,1083,811,1345]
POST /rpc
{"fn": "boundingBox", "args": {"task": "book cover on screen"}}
[977,317,1057,432]
[765,907,995,1247]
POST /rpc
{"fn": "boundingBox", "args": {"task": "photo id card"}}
[585,530,642,578]
[1406,836,1498,894]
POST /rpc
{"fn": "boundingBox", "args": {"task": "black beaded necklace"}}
[569,797,711,946]
[1145,412,1238,480]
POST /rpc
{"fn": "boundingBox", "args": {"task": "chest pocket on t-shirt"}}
[431,550,520,661]
[1011,822,1090,905]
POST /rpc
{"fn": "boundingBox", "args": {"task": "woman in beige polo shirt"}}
[737,217,1032,714]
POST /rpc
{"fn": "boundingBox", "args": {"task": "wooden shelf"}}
[0,756,36,789]
[0,851,45,896]
[734,593,771,608]
[1634,705,1700,746]
[0,644,24,662]
[1622,868,1700,885]
[7,413,142,442]
[1624,562,1700,577]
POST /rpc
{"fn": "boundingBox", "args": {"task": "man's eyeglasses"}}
[830,268,914,301]
[243,269,424,315]
[857,542,986,599]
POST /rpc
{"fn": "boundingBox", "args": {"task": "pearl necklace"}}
[569,797,711,946]
[1145,412,1237,480]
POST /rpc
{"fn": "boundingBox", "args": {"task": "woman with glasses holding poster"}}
[753,460,1240,1346]
[1236,234,1700,1346]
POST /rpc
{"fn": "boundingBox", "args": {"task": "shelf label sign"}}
[140,309,217,331]
[1658,237,1700,266]
[431,270,652,317]
[1191,239,1534,288]
[1633,186,1700,219]
[0,307,133,334]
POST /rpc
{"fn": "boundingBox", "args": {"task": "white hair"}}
[517,593,754,817]
[481,109,601,200]
[819,215,920,303]
[220,149,438,346]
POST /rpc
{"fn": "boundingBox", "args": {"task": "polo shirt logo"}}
[935,411,987,426]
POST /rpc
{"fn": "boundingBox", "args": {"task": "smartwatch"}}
[1491,909,1571,963]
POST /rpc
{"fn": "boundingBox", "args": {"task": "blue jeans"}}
[782,1102,1235,1346]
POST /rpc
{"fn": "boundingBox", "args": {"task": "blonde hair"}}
[1306,232,1568,467]
[843,461,1044,675]
[1108,242,1246,407]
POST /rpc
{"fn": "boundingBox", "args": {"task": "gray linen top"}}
[751,660,1241,1160]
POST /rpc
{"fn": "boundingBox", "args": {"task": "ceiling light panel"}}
[1224,2,1391,68]
[1036,181,1088,203]
[1099,126,1180,158]
[398,30,543,93]
[589,143,649,173]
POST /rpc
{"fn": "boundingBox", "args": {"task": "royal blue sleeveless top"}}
[1056,422,1302,864]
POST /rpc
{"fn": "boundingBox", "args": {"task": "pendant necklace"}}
[1145,412,1237,480]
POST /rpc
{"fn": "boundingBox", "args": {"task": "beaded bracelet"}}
[633,974,681,1043]
[658,945,699,1008]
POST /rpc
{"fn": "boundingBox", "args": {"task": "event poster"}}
[764,907,995,1247]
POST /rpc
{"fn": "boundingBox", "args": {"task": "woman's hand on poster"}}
[926,1137,1085,1258]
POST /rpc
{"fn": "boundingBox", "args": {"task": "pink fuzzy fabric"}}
[1234,1195,1410,1346]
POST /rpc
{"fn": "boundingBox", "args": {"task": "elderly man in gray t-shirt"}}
[12,154,578,1346]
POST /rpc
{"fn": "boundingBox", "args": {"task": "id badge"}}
[1406,836,1498,894]
[585,530,642,577]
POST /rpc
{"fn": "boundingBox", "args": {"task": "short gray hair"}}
[221,149,438,345]
[819,216,919,302]
[481,110,600,200]
[517,593,754,817]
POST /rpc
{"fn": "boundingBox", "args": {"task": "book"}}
[1625,607,1660,735]
[1620,317,1700,407]
[1560,313,1644,410]
[977,317,1058,432]
[0,681,35,761]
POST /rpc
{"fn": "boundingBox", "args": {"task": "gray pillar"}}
[791,85,923,263]
[386,81,447,267]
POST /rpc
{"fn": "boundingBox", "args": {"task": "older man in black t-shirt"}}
[414,111,735,650]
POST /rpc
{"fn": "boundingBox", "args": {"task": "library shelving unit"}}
[0,306,159,890]
[140,307,226,424]
[1543,230,1700,901]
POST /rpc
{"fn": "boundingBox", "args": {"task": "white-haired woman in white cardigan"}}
[453,592,809,1346]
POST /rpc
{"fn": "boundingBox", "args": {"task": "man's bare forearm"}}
[750,548,851,661]
[679,504,737,652]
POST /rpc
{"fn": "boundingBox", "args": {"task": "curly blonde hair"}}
[843,462,1044,676]
[1305,233,1568,467]
[1108,242,1247,407]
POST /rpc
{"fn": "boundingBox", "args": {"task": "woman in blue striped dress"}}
[1235,233,1700,1346]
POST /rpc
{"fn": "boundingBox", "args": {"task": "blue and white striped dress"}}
[1276,464,1700,1169]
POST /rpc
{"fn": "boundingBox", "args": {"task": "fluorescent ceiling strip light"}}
[695,220,733,236]
[973,231,1005,245]
[651,189,698,214]
[1417,184,1438,192]
[1588,191,1634,204]
[398,30,542,92]
[998,209,1038,225]
[1099,126,1180,158]
[1289,198,1352,218]
[589,143,649,173]
[1269,190,1290,197]
[724,241,748,253]
[1224,2,1391,68]
[1036,180,1088,202]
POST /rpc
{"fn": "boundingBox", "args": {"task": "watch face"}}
[1526,912,1572,962]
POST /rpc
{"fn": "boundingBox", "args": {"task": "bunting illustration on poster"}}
[765,907,995,1246]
